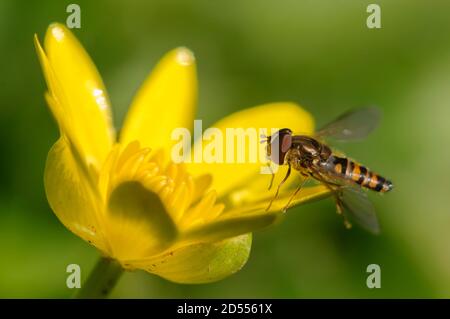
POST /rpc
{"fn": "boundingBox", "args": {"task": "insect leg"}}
[334,196,352,229]
[266,163,291,211]
[266,162,275,190]
[309,169,353,229]
[282,176,309,212]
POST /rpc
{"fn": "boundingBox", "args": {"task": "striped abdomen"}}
[328,156,393,192]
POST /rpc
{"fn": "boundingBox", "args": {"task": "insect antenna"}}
[260,134,268,144]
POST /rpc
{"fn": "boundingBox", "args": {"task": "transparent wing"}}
[309,165,380,234]
[315,107,381,141]
[339,186,380,234]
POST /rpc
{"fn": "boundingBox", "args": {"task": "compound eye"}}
[269,129,292,164]
[281,132,292,152]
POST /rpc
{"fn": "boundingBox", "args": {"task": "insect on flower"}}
[263,107,393,234]
[34,23,332,287]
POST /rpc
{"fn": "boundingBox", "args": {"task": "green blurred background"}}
[1,0,450,298]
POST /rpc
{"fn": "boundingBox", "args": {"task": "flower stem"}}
[75,257,124,299]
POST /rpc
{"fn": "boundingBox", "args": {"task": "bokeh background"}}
[1,0,450,298]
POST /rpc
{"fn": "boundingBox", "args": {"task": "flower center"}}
[99,140,225,236]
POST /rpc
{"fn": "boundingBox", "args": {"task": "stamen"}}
[100,141,223,228]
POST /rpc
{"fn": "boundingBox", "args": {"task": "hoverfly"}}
[263,107,393,234]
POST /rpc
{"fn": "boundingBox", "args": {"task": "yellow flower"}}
[35,23,329,284]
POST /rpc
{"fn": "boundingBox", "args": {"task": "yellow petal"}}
[34,36,67,133]
[120,47,197,153]
[186,102,314,197]
[182,210,279,244]
[37,23,115,167]
[182,185,330,244]
[224,164,295,207]
[45,137,110,254]
[106,181,178,261]
[256,184,331,211]
[228,171,331,208]
[131,234,251,284]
